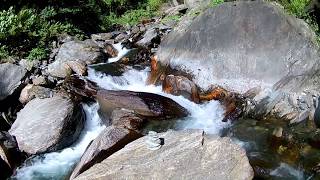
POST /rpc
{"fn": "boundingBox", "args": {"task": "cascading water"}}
[12,45,228,179]
[12,103,105,180]
[11,44,308,180]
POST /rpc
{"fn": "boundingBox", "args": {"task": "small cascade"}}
[13,103,105,180]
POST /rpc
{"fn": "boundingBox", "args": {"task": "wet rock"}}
[111,109,145,131]
[89,62,127,76]
[69,126,142,179]
[19,84,53,104]
[9,96,85,154]
[0,63,27,101]
[75,130,254,180]
[0,131,23,172]
[47,40,104,78]
[0,157,11,179]
[97,90,189,120]
[162,74,199,103]
[63,76,98,99]
[104,43,118,58]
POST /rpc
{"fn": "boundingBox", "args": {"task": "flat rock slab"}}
[0,63,27,101]
[75,130,254,180]
[9,96,84,154]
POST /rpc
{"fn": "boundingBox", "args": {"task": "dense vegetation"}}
[0,0,164,61]
[0,0,318,62]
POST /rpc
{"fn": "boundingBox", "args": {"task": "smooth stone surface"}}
[9,96,85,154]
[75,130,254,180]
[69,126,142,179]
[158,1,319,93]
[0,63,27,101]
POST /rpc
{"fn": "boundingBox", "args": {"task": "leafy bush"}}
[27,47,47,61]
[279,0,310,18]
[210,0,224,7]
[0,0,166,61]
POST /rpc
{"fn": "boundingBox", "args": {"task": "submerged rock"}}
[9,96,85,154]
[0,63,27,101]
[75,130,254,180]
[47,40,104,78]
[69,126,142,179]
[97,90,189,120]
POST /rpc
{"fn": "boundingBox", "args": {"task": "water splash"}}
[88,66,228,134]
[270,163,305,180]
[13,103,105,180]
[107,43,130,63]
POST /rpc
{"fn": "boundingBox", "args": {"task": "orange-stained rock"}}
[147,55,166,85]
[200,87,242,121]
[199,87,227,101]
[162,74,200,103]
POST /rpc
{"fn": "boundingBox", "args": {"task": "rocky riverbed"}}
[1,1,320,180]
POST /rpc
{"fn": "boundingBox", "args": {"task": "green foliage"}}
[147,0,165,11]
[0,46,9,60]
[0,0,166,61]
[210,0,224,7]
[279,0,310,18]
[161,15,182,24]
[27,47,47,61]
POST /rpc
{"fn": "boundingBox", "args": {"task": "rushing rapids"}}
[12,45,312,180]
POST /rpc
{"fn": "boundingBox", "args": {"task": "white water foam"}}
[270,163,305,180]
[88,66,228,134]
[13,103,105,180]
[107,42,130,63]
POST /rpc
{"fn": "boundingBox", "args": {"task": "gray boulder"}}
[9,96,85,154]
[19,84,53,104]
[157,1,320,120]
[0,63,27,101]
[69,126,142,179]
[48,40,104,78]
[75,130,254,180]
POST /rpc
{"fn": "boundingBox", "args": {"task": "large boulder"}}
[157,1,320,121]
[48,40,104,78]
[75,130,254,180]
[0,63,27,101]
[96,90,188,122]
[69,126,142,179]
[9,96,85,154]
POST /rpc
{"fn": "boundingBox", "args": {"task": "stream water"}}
[11,45,318,180]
